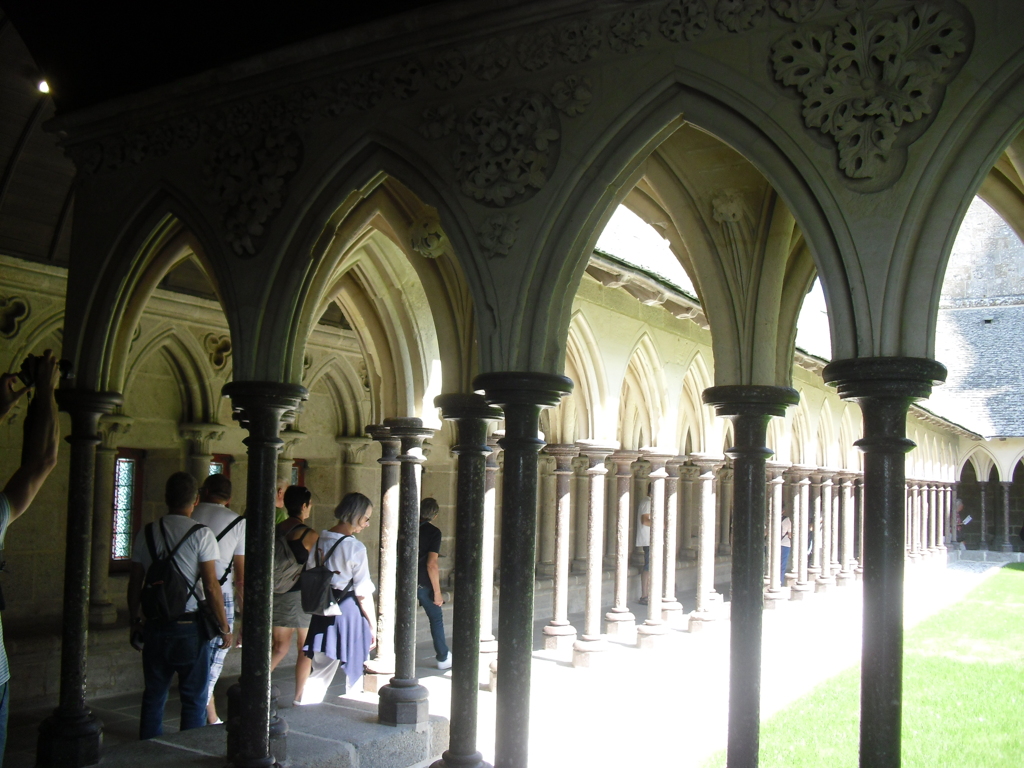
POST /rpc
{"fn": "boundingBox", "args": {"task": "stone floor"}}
[8,554,1001,768]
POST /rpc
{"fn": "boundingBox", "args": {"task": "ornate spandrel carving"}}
[430,50,467,90]
[0,296,29,338]
[516,28,556,72]
[771,2,969,182]
[467,37,513,81]
[389,61,425,100]
[557,19,603,63]
[478,214,520,259]
[609,8,654,53]
[716,0,767,33]
[418,104,456,139]
[769,0,823,23]
[179,422,225,455]
[453,90,560,207]
[409,212,449,259]
[99,414,133,451]
[204,334,232,370]
[660,0,710,42]
[551,75,593,117]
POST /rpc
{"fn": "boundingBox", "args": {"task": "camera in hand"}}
[16,355,74,388]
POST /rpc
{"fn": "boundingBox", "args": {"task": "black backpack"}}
[299,534,351,614]
[140,519,205,621]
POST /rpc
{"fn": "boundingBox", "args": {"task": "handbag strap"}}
[315,534,349,571]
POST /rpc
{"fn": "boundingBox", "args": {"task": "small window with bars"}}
[111,448,145,570]
[209,453,233,479]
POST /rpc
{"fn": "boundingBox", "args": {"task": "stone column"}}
[636,450,672,649]
[480,433,502,656]
[661,458,685,624]
[830,473,841,573]
[717,465,734,555]
[536,455,557,577]
[689,454,723,631]
[912,481,924,560]
[88,414,132,627]
[336,436,371,494]
[807,472,823,580]
[764,461,788,608]
[703,386,797,768]
[180,422,226,483]
[925,482,937,554]
[783,472,798,586]
[378,417,434,727]
[476,372,571,768]
[937,483,948,551]
[572,441,616,666]
[364,426,401,689]
[815,472,836,592]
[855,474,865,579]
[977,480,989,551]
[221,382,306,768]
[789,468,814,600]
[571,458,589,573]
[837,473,857,586]
[823,356,946,768]
[680,464,698,560]
[999,480,1013,552]
[432,395,502,768]
[605,450,640,636]
[37,390,121,768]
[542,444,579,651]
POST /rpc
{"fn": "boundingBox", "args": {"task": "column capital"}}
[766,460,790,477]
[179,421,225,455]
[98,413,134,451]
[786,464,817,479]
[666,456,686,476]
[1000,480,1014,488]
[222,381,308,437]
[822,357,947,401]
[701,384,800,418]
[610,449,641,468]
[435,392,504,422]
[640,448,675,471]
[280,428,307,458]
[55,389,123,438]
[576,439,618,463]
[336,435,371,465]
[543,443,580,471]
[690,453,725,472]
[473,371,573,408]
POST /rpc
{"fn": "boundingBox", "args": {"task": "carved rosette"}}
[551,75,593,117]
[660,0,710,42]
[609,8,654,53]
[409,213,449,259]
[478,214,520,259]
[418,104,456,139]
[715,0,767,32]
[0,296,30,338]
[466,38,513,81]
[771,2,968,180]
[557,19,603,62]
[768,0,823,23]
[453,90,560,207]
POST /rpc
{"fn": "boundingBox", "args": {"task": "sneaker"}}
[436,652,452,670]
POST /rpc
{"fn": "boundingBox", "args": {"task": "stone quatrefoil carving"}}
[771,3,968,179]
[0,296,30,338]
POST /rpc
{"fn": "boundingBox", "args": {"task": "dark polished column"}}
[37,390,121,768]
[432,395,502,768]
[605,450,640,636]
[978,480,989,551]
[475,372,571,768]
[378,417,434,726]
[703,384,798,768]
[222,381,307,768]
[823,357,946,768]
[364,425,401,690]
[572,441,616,666]
[541,444,579,651]
[999,481,1013,552]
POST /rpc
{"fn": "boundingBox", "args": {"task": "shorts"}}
[272,589,312,630]
[642,545,650,572]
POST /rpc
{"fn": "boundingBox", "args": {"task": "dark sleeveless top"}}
[278,520,313,593]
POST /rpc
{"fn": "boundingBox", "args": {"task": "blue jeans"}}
[780,546,791,582]
[140,619,211,739]
[206,593,234,706]
[0,679,9,763]
[417,585,449,661]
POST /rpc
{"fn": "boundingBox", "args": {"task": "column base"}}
[535,563,556,578]
[854,567,864,581]
[571,558,588,574]
[88,601,118,627]
[784,574,797,588]
[807,566,821,578]
[661,599,685,626]
[763,589,788,609]
[717,544,732,556]
[681,547,697,561]
[487,658,498,693]
[789,582,813,600]
[635,622,668,650]
[542,623,577,651]
[378,681,430,726]
[431,750,493,768]
[687,609,717,632]
[814,575,836,593]
[836,570,856,586]
[37,708,103,768]
[604,610,637,637]
[572,636,612,668]
[1000,543,1014,553]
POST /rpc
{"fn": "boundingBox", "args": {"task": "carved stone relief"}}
[771,2,968,180]
[204,333,232,369]
[517,28,556,72]
[430,50,467,90]
[557,19,603,63]
[660,0,710,42]
[715,0,766,33]
[410,213,449,259]
[551,75,593,117]
[609,8,654,53]
[453,90,560,207]
[478,214,520,259]
[467,38,513,81]
[418,104,457,139]
[768,0,823,23]
[0,296,29,338]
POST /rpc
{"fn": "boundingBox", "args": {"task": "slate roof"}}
[930,303,1024,438]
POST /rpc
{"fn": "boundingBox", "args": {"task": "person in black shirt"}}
[418,498,450,669]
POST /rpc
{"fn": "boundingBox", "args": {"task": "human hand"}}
[34,350,59,394]
[0,373,28,419]
[219,631,233,649]
[433,592,443,607]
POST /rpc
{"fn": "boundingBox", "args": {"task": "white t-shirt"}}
[781,516,793,547]
[131,514,220,613]
[635,497,652,547]
[311,530,375,597]
[191,502,246,598]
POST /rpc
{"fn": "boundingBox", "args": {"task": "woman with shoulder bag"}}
[298,492,377,705]
[270,486,319,703]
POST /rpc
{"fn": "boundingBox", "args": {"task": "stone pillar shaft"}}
[1000,481,1013,552]
[573,442,615,665]
[661,460,684,621]
[639,452,670,633]
[765,463,787,600]
[605,451,639,635]
[481,435,501,652]
[365,426,401,681]
[542,444,579,650]
[691,457,721,618]
[476,372,571,768]
[978,480,989,551]
[816,473,835,590]
[838,474,857,584]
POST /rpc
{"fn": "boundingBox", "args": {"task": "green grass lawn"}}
[703,564,1024,767]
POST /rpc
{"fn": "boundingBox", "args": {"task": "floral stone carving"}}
[517,28,556,72]
[453,91,560,207]
[557,19,603,63]
[771,3,967,180]
[467,38,512,81]
[768,0,823,23]
[419,104,456,139]
[389,60,424,100]
[0,296,29,338]
[609,8,654,53]
[660,0,710,42]
[410,213,449,259]
[478,214,520,259]
[204,334,232,369]
[551,75,593,117]
[715,0,766,33]
[430,50,466,90]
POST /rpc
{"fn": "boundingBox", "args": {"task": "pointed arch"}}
[303,354,371,437]
[678,351,712,455]
[560,309,609,442]
[619,334,668,450]
[790,394,811,466]
[124,326,216,424]
[960,446,999,481]
[815,399,837,469]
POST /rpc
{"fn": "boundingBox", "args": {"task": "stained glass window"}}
[209,462,224,476]
[111,457,137,560]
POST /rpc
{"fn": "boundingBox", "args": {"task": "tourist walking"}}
[418,498,451,669]
[636,487,652,604]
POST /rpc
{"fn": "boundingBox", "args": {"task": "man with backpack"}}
[127,471,231,739]
[191,473,245,725]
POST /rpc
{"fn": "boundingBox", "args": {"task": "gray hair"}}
[334,492,372,525]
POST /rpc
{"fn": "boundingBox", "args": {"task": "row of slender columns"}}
[905,480,951,560]
[971,479,1016,552]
